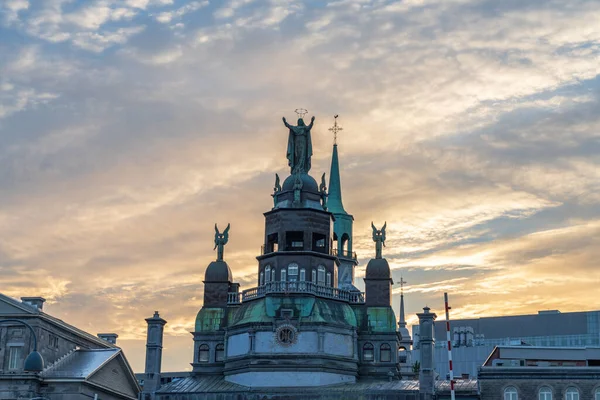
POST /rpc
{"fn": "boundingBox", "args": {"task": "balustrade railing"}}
[227,292,241,304]
[226,281,365,305]
[332,249,358,260]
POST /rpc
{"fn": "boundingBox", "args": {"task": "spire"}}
[328,116,346,214]
[399,276,407,328]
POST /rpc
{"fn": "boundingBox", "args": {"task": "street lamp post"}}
[0,319,45,372]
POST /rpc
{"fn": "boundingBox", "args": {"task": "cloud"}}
[1,0,599,372]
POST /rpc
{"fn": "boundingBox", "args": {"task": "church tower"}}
[327,116,359,291]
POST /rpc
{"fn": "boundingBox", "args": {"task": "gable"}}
[88,356,138,399]
[0,294,36,315]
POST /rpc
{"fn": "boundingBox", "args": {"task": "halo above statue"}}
[294,108,308,119]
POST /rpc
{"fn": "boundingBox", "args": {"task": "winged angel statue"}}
[371,221,386,259]
[214,223,230,261]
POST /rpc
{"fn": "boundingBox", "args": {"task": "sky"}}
[0,0,599,372]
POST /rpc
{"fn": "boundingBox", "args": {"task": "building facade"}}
[0,293,140,400]
[413,309,600,379]
[478,346,600,400]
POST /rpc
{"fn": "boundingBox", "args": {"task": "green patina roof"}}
[228,296,357,328]
[328,144,347,215]
[195,308,226,332]
[354,306,397,333]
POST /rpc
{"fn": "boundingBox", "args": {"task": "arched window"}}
[595,388,600,400]
[363,343,374,362]
[288,263,298,281]
[259,272,264,285]
[265,266,271,283]
[504,387,518,400]
[198,344,209,363]
[271,268,276,282]
[215,343,225,362]
[299,268,306,281]
[311,269,317,284]
[565,388,579,400]
[326,272,332,287]
[398,347,407,363]
[317,265,326,285]
[281,268,286,282]
[539,387,552,400]
[380,343,391,362]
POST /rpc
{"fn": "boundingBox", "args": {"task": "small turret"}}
[364,222,393,306]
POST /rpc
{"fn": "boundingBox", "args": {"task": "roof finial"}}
[400,276,407,295]
[328,114,343,145]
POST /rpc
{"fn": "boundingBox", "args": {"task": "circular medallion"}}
[275,324,298,346]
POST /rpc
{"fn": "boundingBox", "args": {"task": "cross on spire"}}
[399,276,407,295]
[328,114,343,145]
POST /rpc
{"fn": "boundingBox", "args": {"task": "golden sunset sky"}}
[1,0,599,372]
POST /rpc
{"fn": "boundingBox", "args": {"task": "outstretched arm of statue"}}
[307,116,315,129]
[282,117,292,129]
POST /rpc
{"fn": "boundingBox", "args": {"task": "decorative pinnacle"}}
[328,114,343,145]
[294,108,308,119]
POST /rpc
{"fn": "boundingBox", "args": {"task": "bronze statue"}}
[214,223,230,261]
[371,221,386,259]
[283,116,315,174]
[292,174,303,206]
[320,172,328,211]
[272,173,282,207]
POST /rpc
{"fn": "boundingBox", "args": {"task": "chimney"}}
[417,306,437,400]
[97,333,119,345]
[143,311,167,399]
[21,297,46,311]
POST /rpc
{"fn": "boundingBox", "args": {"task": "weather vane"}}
[400,276,407,295]
[328,114,343,145]
[294,108,308,119]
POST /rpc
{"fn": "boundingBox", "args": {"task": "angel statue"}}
[214,223,230,261]
[371,221,387,259]
[272,173,282,207]
[320,173,328,211]
[283,115,315,174]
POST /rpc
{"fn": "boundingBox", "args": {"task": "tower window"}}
[311,270,316,284]
[215,343,225,362]
[288,263,299,281]
[265,266,271,283]
[266,233,278,253]
[198,344,209,363]
[271,268,276,282]
[299,268,306,281]
[326,272,331,287]
[259,272,264,285]
[281,269,287,282]
[380,343,391,362]
[286,231,304,250]
[312,233,327,253]
[363,343,374,362]
[317,265,326,286]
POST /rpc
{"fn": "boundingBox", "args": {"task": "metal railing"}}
[332,249,357,260]
[227,281,365,305]
[260,245,356,260]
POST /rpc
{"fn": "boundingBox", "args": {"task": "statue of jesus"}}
[283,116,315,174]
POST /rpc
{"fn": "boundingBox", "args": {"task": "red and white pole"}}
[444,292,455,400]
